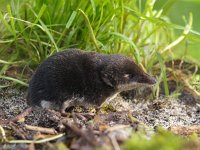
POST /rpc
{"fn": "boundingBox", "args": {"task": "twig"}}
[167,68,200,100]
[24,124,57,135]
[75,113,87,121]
[0,119,9,124]
[62,119,99,146]
[11,107,33,122]
[0,107,33,125]
[28,142,35,150]
[74,112,95,121]
[9,122,27,140]
[108,133,121,150]
[105,125,130,133]
[0,125,8,142]
[8,133,65,144]
[72,112,79,126]
[169,125,200,136]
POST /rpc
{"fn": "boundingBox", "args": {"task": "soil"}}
[0,79,200,150]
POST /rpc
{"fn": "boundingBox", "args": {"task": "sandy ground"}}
[1,86,199,128]
[0,80,199,149]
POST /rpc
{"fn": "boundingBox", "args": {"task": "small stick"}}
[169,125,200,136]
[11,107,33,122]
[62,120,99,146]
[72,112,79,126]
[8,133,65,144]
[167,68,200,100]
[108,133,121,150]
[61,112,96,118]
[0,125,8,142]
[9,122,27,140]
[105,125,130,133]
[24,124,57,135]
[0,119,9,124]
[28,142,35,150]
[75,113,87,121]
[0,107,33,125]
[77,112,96,119]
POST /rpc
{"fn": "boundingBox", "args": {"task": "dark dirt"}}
[0,79,200,150]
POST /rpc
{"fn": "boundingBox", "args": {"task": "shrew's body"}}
[27,49,156,111]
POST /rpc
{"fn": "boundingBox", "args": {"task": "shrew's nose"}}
[148,76,157,85]
[138,74,157,85]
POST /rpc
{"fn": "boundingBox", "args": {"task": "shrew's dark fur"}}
[27,49,156,109]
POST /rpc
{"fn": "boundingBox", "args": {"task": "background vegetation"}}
[0,0,199,93]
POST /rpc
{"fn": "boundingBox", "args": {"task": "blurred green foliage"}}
[122,128,197,150]
[155,0,200,62]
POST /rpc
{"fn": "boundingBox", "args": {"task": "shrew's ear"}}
[100,70,114,87]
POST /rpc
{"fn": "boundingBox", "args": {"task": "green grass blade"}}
[7,5,16,38]
[56,11,77,46]
[33,4,47,26]
[78,9,100,52]
[161,13,193,53]
[27,4,59,53]
[156,52,169,96]
[0,75,28,87]
[111,32,141,63]
[66,11,77,29]
[0,11,13,34]
[90,0,96,20]
[0,59,23,64]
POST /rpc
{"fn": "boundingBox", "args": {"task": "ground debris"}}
[0,82,200,149]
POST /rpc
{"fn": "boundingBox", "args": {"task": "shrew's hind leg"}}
[61,97,97,114]
[61,99,78,114]
[61,96,86,114]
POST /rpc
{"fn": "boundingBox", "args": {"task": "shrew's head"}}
[100,54,156,92]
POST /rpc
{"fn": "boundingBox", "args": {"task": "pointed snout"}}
[139,74,157,85]
[147,76,157,85]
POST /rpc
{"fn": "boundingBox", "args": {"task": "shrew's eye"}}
[123,74,131,79]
